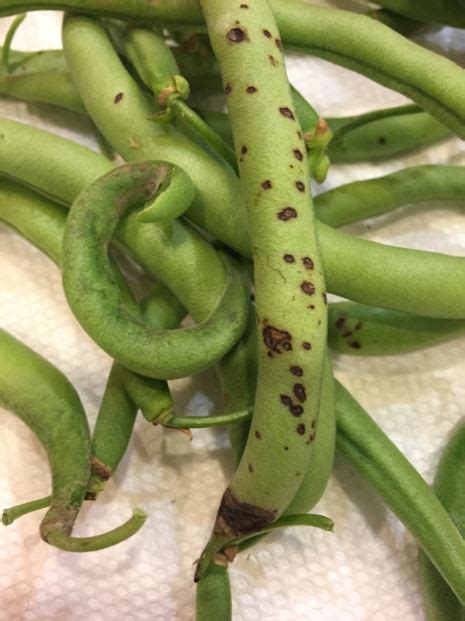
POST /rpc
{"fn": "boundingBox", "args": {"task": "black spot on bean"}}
[302,342,312,350]
[335,316,346,330]
[293,149,303,161]
[308,304,315,310]
[297,130,302,140]
[355,321,363,331]
[322,292,327,304]
[275,38,282,50]
[262,180,272,189]
[283,254,295,263]
[279,107,295,120]
[225,82,233,95]
[302,257,314,270]
[241,145,248,154]
[246,85,257,93]
[114,92,124,103]
[263,29,272,38]
[263,323,293,355]
[349,341,361,349]
[268,55,279,67]
[311,419,316,429]
[291,405,304,417]
[293,384,306,403]
[342,331,353,338]
[284,446,289,451]
[301,281,315,296]
[290,366,303,377]
[227,27,247,43]
[296,181,305,192]
[379,136,387,144]
[277,207,297,221]
[248,464,254,473]
[255,430,262,439]
[296,424,306,435]
[240,3,249,7]
[280,394,293,407]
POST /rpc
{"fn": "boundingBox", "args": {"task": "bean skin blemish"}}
[280,394,293,407]
[279,107,295,120]
[291,405,304,417]
[296,424,306,435]
[268,55,279,67]
[293,384,307,403]
[263,323,293,355]
[114,92,124,103]
[290,365,303,377]
[302,342,312,350]
[262,180,272,189]
[255,430,262,439]
[225,82,233,95]
[302,257,314,270]
[248,464,254,473]
[293,149,303,161]
[296,181,305,192]
[301,281,316,296]
[349,341,361,349]
[277,207,297,221]
[335,316,346,329]
[263,29,272,38]
[355,321,363,331]
[275,38,282,49]
[227,27,247,43]
[247,85,258,93]
[283,254,295,263]
[343,331,353,338]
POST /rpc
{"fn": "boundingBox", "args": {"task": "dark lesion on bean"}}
[290,365,303,376]
[296,424,306,435]
[262,322,293,355]
[290,405,304,417]
[91,456,112,480]
[355,321,363,331]
[113,92,124,104]
[295,181,305,192]
[277,207,297,221]
[215,489,276,537]
[302,341,312,350]
[263,29,272,38]
[342,331,353,338]
[268,54,279,67]
[349,341,361,349]
[283,254,295,263]
[302,257,314,270]
[378,136,387,144]
[227,27,248,43]
[255,430,262,439]
[293,383,307,403]
[246,85,258,93]
[279,107,295,120]
[280,394,293,407]
[248,464,254,473]
[275,38,282,50]
[322,292,327,304]
[335,315,346,330]
[301,281,316,296]
[240,3,249,8]
[225,82,233,95]
[261,180,272,189]
[293,149,303,161]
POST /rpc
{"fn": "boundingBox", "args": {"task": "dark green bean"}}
[359,0,465,27]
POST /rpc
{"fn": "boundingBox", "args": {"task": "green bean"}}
[327,106,450,163]
[2,117,465,319]
[359,0,465,27]
[419,423,465,620]
[336,381,465,605]
[2,496,51,525]
[195,0,327,580]
[369,8,425,35]
[62,14,248,256]
[63,161,248,379]
[328,302,465,356]
[113,24,237,170]
[315,165,465,228]
[1,12,25,69]
[196,564,232,621]
[0,328,146,551]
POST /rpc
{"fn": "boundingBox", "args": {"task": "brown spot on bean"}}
[297,130,302,140]
[246,85,257,93]
[241,145,248,154]
[268,55,279,67]
[379,136,386,144]
[277,207,297,221]
[302,257,314,270]
[262,180,272,189]
[263,29,272,38]
[284,446,289,451]
[293,149,303,161]
[283,254,295,263]
[301,281,315,296]
[240,3,249,7]
[280,394,293,407]
[297,424,306,435]
[291,405,304,417]
[302,342,312,350]
[311,419,316,429]
[114,92,124,103]
[290,366,303,377]
[215,489,276,538]
[308,305,315,310]
[262,323,293,355]
[322,292,327,304]
[275,38,282,49]
[355,321,363,331]
[227,27,247,43]
[349,341,361,349]
[293,384,307,403]
[296,181,305,192]
[307,433,316,444]
[225,82,233,95]
[342,331,353,338]
[279,107,295,120]
[335,316,346,329]
[255,430,262,439]
[248,464,254,473]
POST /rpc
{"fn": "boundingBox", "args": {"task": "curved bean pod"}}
[62,14,249,256]
[3,496,51,525]
[0,328,146,550]
[328,302,465,356]
[327,107,450,163]
[335,381,465,605]
[63,161,249,379]
[1,117,464,319]
[195,0,327,579]
[315,165,465,228]
[2,12,25,68]
[419,423,465,620]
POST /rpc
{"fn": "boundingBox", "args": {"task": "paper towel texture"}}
[0,8,464,621]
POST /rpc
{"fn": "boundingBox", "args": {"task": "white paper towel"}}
[0,8,465,621]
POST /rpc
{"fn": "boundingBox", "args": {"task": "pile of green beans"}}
[0,2,464,618]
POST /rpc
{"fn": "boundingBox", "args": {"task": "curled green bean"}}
[419,423,465,620]
[1,12,25,69]
[0,328,146,551]
[63,161,248,379]
[2,495,51,525]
